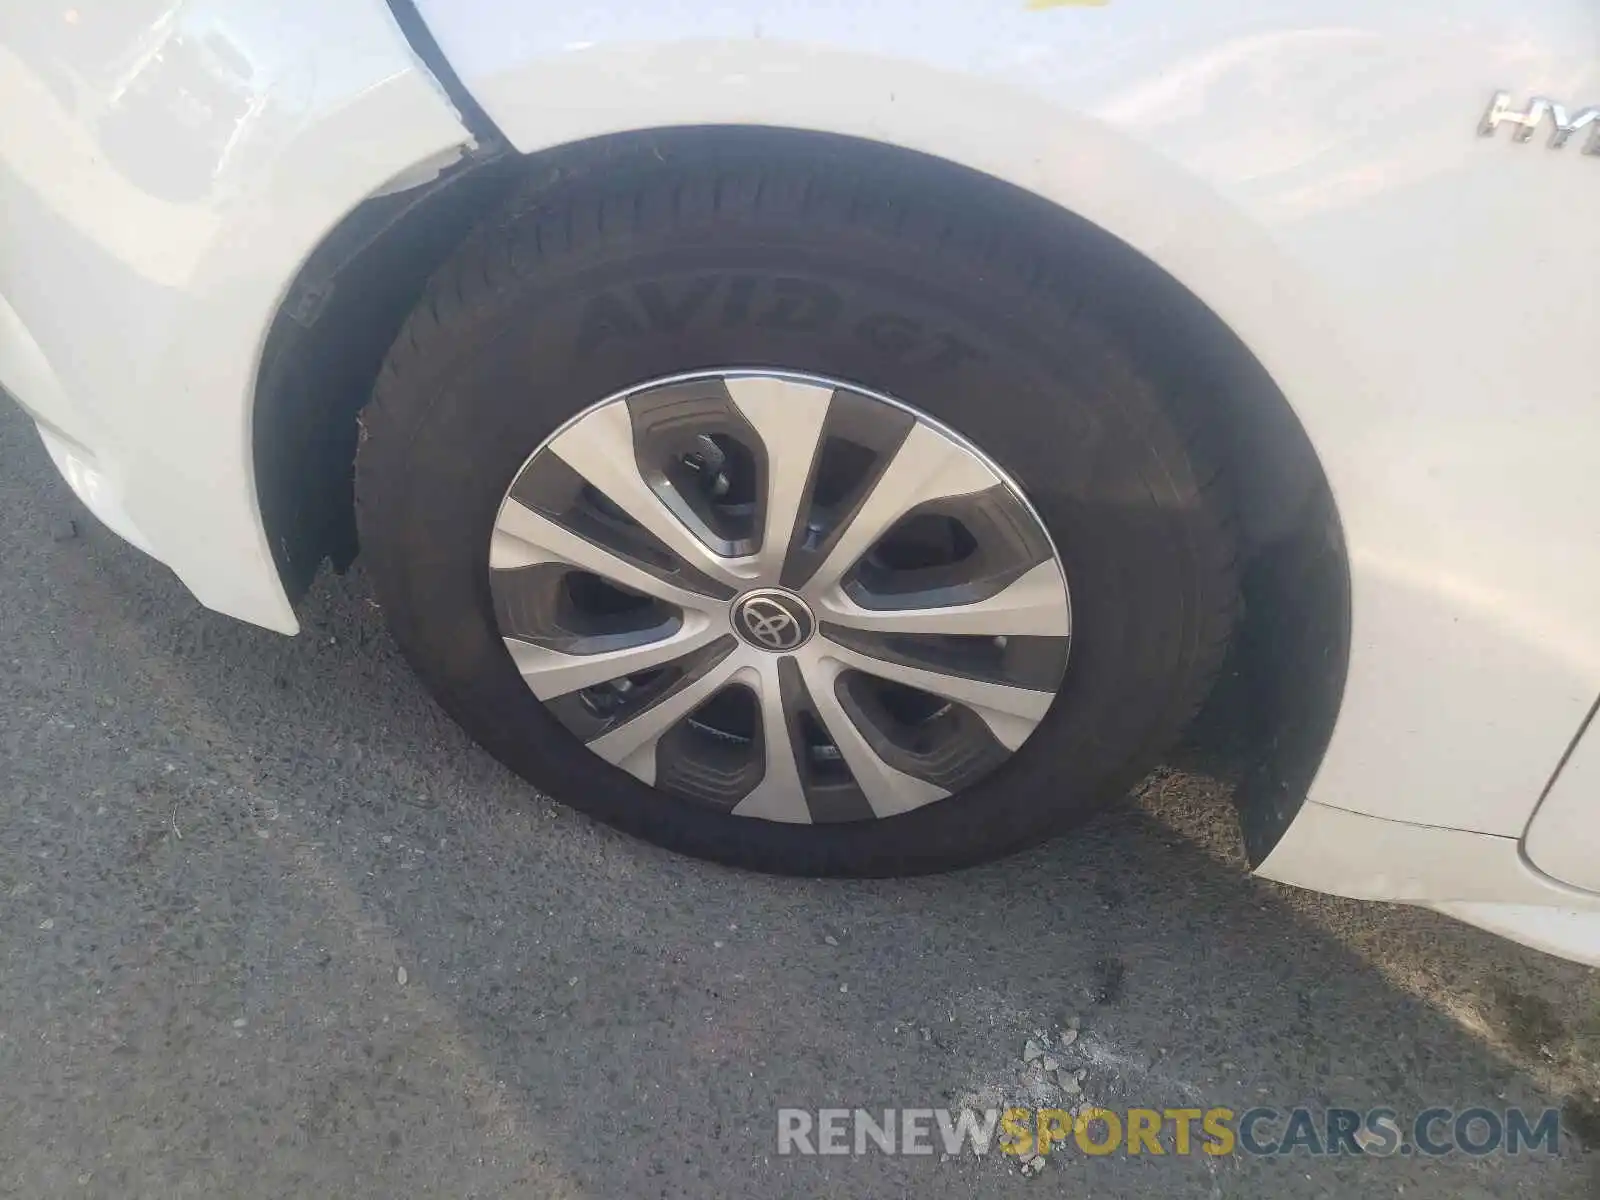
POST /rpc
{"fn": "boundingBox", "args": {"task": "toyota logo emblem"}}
[732,590,815,652]
[741,599,801,649]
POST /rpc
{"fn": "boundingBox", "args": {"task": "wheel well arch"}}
[251,124,1349,862]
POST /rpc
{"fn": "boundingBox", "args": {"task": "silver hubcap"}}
[489,370,1072,824]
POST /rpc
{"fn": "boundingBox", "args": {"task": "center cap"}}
[731,588,816,653]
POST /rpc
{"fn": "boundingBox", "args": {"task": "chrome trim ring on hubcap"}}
[489,370,1072,824]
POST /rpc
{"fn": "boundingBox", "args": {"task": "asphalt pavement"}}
[2,398,1597,1199]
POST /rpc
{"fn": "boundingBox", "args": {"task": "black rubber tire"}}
[355,133,1239,876]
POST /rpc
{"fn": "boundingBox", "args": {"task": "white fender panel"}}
[0,0,472,632]
[1258,801,1600,965]
[1258,801,1600,910]
[1525,713,1600,894]
[1429,904,1600,969]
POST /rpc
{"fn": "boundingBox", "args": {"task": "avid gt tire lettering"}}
[576,274,983,372]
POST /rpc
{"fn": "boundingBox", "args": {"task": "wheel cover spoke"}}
[728,656,814,824]
[545,402,758,589]
[794,650,950,818]
[813,559,1072,638]
[503,613,726,700]
[490,370,1073,825]
[813,635,1054,749]
[585,653,749,784]
[797,421,1000,596]
[723,375,835,581]
[493,497,728,613]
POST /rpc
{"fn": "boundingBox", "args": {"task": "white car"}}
[4,1,1598,964]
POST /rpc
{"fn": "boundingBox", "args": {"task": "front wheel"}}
[354,138,1239,876]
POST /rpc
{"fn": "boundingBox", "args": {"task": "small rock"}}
[839,983,848,993]
[232,1017,247,1029]
[396,966,408,986]
[1065,1014,1081,1032]
[919,1027,933,1043]
[1089,957,1126,1005]
[50,519,78,543]
[1355,1126,1387,1152]
[1058,1071,1082,1096]
[1019,1153,1046,1177]
[823,935,839,947]
[713,940,725,949]
[1032,1028,1050,1044]
[37,918,54,931]
[1041,1054,1060,1072]
[1058,1027,1079,1048]
[1022,1038,1047,1063]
